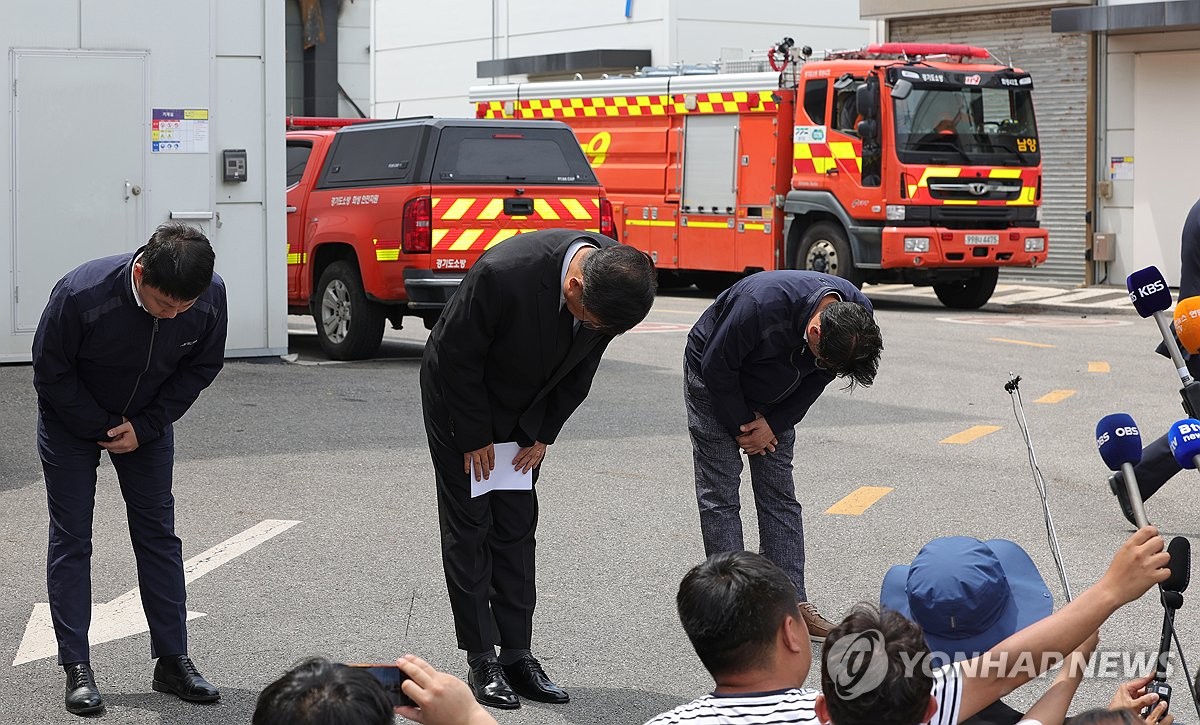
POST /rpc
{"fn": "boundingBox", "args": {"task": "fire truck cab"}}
[785,43,1046,308]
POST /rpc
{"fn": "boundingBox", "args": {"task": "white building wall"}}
[0,0,286,361]
[338,0,371,117]
[371,0,869,119]
[1097,29,1200,285]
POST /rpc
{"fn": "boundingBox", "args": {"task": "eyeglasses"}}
[578,301,606,331]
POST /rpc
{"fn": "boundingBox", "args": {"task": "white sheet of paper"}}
[470,441,534,498]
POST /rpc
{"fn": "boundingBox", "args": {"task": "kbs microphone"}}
[1174,296,1200,355]
[1096,413,1151,528]
[1128,267,1192,385]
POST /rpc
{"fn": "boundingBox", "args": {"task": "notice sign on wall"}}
[151,108,209,153]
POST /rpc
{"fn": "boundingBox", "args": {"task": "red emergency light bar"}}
[865,43,991,59]
[285,116,377,129]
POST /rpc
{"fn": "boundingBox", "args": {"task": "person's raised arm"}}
[958,527,1169,721]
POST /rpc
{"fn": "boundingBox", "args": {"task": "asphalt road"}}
[2,287,1199,724]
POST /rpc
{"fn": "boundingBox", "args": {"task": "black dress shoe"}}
[151,655,220,703]
[502,655,569,704]
[467,659,520,710]
[64,662,104,715]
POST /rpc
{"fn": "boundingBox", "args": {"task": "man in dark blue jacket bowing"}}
[32,222,227,716]
[683,271,882,641]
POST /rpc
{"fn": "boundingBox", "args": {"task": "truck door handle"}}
[503,197,534,216]
[286,205,298,213]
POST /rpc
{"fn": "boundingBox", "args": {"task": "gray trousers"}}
[684,364,808,601]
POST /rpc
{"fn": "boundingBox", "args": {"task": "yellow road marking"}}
[1035,389,1076,404]
[988,337,1055,348]
[825,486,893,516]
[1089,361,1111,373]
[941,425,1002,444]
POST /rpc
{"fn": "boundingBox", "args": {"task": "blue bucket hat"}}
[880,536,1053,663]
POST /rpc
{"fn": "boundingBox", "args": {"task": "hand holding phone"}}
[343,663,415,708]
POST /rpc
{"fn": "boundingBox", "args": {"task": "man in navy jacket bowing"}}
[683,270,882,641]
[32,222,227,716]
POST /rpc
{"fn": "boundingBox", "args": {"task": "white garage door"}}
[1132,50,1200,285]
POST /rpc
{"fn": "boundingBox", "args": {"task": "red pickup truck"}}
[286,117,613,359]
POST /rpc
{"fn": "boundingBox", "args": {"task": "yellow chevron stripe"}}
[442,198,476,221]
[533,198,560,220]
[486,228,521,249]
[561,198,592,220]
[375,249,400,262]
[448,229,483,251]
[477,198,504,220]
[431,229,450,248]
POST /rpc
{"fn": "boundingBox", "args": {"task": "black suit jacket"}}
[421,229,617,452]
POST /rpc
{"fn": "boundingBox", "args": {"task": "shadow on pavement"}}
[521,686,692,725]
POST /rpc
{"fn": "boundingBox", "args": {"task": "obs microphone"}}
[1128,267,1192,385]
[1096,413,1151,527]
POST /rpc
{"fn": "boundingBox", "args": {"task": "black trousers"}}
[422,388,539,653]
[1132,353,1200,502]
[38,416,186,665]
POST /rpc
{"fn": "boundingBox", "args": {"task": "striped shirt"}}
[645,664,963,725]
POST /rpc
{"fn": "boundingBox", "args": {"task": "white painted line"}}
[1044,288,1127,304]
[988,288,1068,303]
[13,519,301,666]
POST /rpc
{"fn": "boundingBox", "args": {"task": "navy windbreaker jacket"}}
[684,271,872,437]
[32,249,228,444]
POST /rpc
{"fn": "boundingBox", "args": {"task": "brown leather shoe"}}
[799,601,836,641]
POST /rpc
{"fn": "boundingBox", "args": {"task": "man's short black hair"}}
[817,301,882,389]
[580,244,657,334]
[252,657,393,725]
[140,222,215,301]
[1069,709,1139,725]
[821,604,933,725]
[677,551,800,678]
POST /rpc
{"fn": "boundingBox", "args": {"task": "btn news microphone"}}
[1109,262,1200,525]
[1097,413,1151,528]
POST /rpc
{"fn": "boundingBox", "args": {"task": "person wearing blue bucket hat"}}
[882,537,1053,725]
[881,537,1054,665]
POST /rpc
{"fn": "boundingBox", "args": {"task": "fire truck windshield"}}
[892,85,1039,167]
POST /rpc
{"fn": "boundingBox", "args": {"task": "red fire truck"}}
[470,40,1047,308]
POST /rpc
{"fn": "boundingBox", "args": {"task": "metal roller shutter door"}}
[890,9,1089,285]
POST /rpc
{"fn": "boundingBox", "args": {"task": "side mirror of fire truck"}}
[856,119,879,144]
[890,78,913,101]
[856,77,880,121]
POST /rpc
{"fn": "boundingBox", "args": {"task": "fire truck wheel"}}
[933,267,999,309]
[314,260,386,360]
[798,223,862,288]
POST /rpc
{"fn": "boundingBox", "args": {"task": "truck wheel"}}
[313,260,386,360]
[798,223,862,288]
[933,268,999,309]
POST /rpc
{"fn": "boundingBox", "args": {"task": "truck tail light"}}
[402,196,432,253]
[599,198,615,239]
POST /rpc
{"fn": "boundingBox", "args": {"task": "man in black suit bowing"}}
[420,228,656,710]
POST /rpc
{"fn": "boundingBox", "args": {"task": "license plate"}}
[965,234,1000,245]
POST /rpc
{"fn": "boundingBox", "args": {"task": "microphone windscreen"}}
[1096,413,1142,470]
[1168,419,1200,470]
[1175,297,1200,354]
[1165,536,1191,594]
[1127,267,1172,318]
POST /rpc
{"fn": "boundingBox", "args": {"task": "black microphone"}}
[1164,535,1191,596]
[1144,537,1189,719]
[1128,266,1193,386]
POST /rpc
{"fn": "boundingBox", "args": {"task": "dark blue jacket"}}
[685,271,872,437]
[32,249,228,444]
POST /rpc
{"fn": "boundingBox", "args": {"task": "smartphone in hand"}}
[343,663,415,707]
